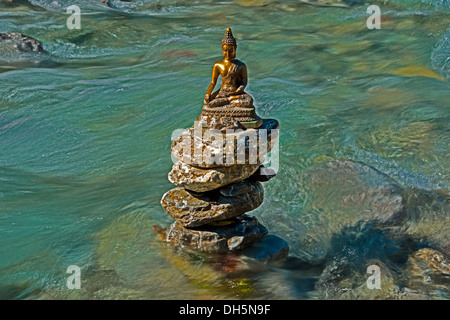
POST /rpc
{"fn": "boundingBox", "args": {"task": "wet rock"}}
[314,219,450,299]
[101,0,133,8]
[168,161,260,193]
[406,248,450,294]
[316,246,450,300]
[165,215,268,253]
[0,33,46,54]
[408,248,450,276]
[161,182,264,228]
[171,119,279,168]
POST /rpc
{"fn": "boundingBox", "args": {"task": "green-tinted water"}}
[0,0,449,299]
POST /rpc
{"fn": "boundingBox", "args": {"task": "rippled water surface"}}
[0,0,449,299]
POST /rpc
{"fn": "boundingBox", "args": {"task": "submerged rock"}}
[260,160,405,264]
[168,161,260,193]
[100,0,133,7]
[401,188,450,255]
[161,182,264,228]
[0,33,46,54]
[406,248,450,294]
[165,215,268,253]
[316,246,450,300]
[240,235,289,263]
[316,258,433,300]
[390,65,442,80]
[0,32,54,72]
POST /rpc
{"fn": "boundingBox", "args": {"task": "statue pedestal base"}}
[197,105,263,130]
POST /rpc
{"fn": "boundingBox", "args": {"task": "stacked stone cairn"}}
[156,27,287,259]
[157,109,285,257]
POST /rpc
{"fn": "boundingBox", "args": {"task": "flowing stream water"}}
[0,0,449,299]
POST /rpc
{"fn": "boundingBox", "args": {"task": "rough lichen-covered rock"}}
[168,161,260,192]
[161,181,263,228]
[0,33,46,54]
[165,215,268,253]
[171,119,279,168]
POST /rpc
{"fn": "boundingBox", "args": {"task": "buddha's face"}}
[222,45,236,61]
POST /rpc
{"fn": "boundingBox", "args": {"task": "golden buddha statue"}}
[199,28,262,130]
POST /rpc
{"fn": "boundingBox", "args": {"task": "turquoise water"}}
[0,0,449,299]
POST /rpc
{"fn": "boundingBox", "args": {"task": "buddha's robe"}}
[207,60,253,108]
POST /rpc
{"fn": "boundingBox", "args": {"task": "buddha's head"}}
[221,28,236,61]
